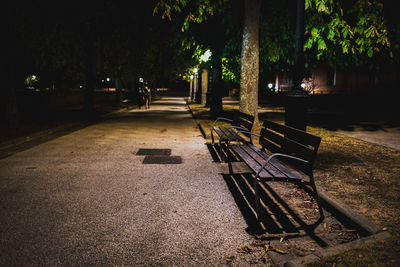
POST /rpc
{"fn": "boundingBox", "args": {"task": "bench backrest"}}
[232,110,255,141]
[259,120,321,175]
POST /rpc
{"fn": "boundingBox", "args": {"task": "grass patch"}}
[188,102,400,266]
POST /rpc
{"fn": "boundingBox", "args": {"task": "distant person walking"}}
[144,85,151,109]
[137,86,145,109]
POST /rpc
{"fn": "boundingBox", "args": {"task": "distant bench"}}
[210,110,255,145]
[227,119,324,221]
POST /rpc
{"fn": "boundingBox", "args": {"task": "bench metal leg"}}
[254,177,262,221]
[309,174,325,220]
[210,127,215,145]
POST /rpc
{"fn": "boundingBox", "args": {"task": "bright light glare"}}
[106,77,110,82]
[193,68,198,74]
[268,83,273,89]
[190,75,194,80]
[301,83,306,89]
[200,49,212,62]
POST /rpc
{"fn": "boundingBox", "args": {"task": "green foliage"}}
[153,0,225,31]
[155,0,396,85]
[304,0,390,68]
[24,75,39,86]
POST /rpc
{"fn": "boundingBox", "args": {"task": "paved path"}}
[0,97,254,265]
[337,125,400,151]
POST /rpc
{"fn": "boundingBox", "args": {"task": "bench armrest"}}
[255,153,309,179]
[212,117,233,127]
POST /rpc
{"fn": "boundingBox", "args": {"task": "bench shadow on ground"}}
[206,143,328,247]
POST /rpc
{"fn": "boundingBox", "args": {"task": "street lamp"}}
[106,77,110,91]
[189,75,194,100]
[200,49,212,62]
[193,68,199,102]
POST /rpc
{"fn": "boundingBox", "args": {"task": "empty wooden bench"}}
[210,110,255,145]
[228,119,324,222]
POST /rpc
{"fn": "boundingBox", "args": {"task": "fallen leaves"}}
[251,241,289,254]
[337,229,360,243]
[238,245,252,254]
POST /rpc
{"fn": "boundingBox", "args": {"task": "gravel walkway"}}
[0,97,258,266]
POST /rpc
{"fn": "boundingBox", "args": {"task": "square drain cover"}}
[136,149,171,155]
[143,155,182,164]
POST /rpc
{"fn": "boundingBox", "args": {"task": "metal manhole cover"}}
[142,155,182,164]
[136,149,171,155]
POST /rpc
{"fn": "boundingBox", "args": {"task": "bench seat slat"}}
[231,144,303,180]
[244,144,303,180]
[214,127,245,142]
[230,145,272,178]
[238,144,287,178]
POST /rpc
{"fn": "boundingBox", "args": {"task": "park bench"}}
[227,119,324,221]
[210,110,255,146]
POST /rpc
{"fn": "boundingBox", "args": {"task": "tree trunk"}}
[210,61,223,118]
[239,0,261,121]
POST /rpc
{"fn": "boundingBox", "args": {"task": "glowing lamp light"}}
[106,77,110,82]
[200,49,212,62]
[267,83,273,89]
[301,83,306,89]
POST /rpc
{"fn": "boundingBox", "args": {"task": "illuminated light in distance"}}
[200,49,212,62]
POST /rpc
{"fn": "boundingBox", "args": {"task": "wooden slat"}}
[234,110,255,122]
[239,144,287,178]
[261,123,315,162]
[261,128,285,146]
[259,136,281,153]
[236,118,253,131]
[280,137,315,162]
[230,145,272,178]
[264,120,321,149]
[214,127,245,142]
[245,144,302,179]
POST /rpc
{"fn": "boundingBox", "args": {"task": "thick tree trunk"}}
[239,0,261,121]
